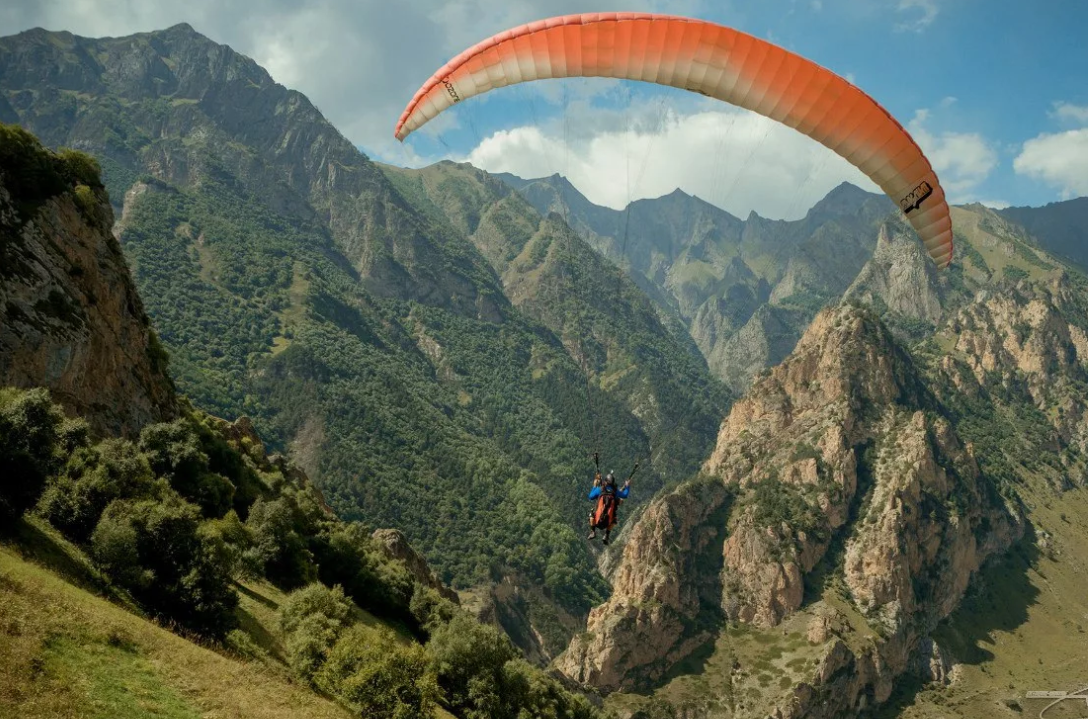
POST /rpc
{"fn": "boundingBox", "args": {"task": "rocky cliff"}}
[559,304,1022,716]
[0,124,177,436]
[844,222,943,327]
[372,528,459,604]
[558,202,1088,716]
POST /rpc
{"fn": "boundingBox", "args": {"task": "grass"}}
[0,513,453,719]
[271,262,312,355]
[950,207,1059,286]
[0,522,354,719]
[40,635,203,719]
[667,259,721,293]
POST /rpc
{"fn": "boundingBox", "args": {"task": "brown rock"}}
[371,528,458,604]
[559,304,1021,713]
[0,170,177,437]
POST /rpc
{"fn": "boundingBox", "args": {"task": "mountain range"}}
[3,20,1088,719]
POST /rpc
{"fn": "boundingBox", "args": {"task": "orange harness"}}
[591,489,620,530]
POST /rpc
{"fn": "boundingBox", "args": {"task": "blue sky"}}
[5,0,1087,216]
[396,0,1088,216]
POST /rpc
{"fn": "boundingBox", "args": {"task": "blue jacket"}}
[589,484,630,500]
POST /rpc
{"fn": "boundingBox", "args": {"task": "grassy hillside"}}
[1,524,354,719]
[0,383,605,719]
[1000,197,1088,274]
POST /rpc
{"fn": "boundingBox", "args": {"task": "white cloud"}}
[465,107,877,220]
[1014,129,1088,199]
[895,0,939,31]
[1051,102,1088,126]
[907,109,998,201]
[978,199,1010,210]
[2,0,690,159]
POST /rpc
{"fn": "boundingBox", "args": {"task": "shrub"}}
[39,438,160,543]
[630,697,679,719]
[139,419,235,517]
[0,124,68,213]
[244,497,316,588]
[279,583,354,681]
[56,148,103,189]
[91,495,237,637]
[426,613,516,717]
[500,658,601,719]
[200,509,255,577]
[409,584,458,635]
[316,625,439,719]
[0,388,67,524]
[312,523,414,622]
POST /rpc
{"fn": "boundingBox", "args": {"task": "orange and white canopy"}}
[395,12,952,268]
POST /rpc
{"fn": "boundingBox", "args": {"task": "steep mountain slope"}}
[0,25,731,648]
[380,160,731,481]
[559,305,1021,709]
[555,207,1088,717]
[0,124,177,437]
[498,173,896,392]
[1000,197,1088,272]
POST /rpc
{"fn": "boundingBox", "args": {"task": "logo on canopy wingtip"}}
[441,77,461,103]
[900,180,933,214]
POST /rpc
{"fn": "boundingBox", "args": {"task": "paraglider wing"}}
[394,13,952,267]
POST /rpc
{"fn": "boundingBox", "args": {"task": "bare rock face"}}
[942,276,1088,485]
[842,410,1015,632]
[556,477,731,691]
[845,222,943,325]
[559,304,1021,711]
[0,142,177,437]
[371,528,459,604]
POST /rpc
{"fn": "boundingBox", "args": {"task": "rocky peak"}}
[844,221,943,325]
[559,303,1019,705]
[807,181,890,222]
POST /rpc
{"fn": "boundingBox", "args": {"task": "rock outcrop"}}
[559,304,1021,708]
[372,528,459,604]
[0,127,177,436]
[844,222,943,326]
[558,477,732,689]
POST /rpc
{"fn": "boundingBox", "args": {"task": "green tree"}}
[139,419,234,517]
[426,613,517,718]
[311,524,415,622]
[244,496,316,588]
[39,438,161,543]
[0,388,70,524]
[279,583,355,682]
[91,495,238,637]
[316,625,439,719]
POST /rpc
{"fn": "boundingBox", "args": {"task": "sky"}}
[3,0,1087,219]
